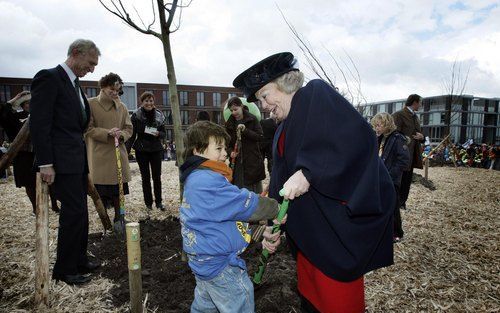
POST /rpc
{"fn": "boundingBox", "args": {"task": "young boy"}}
[180,121,281,313]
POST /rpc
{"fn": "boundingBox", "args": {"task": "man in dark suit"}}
[392,94,424,210]
[30,39,100,285]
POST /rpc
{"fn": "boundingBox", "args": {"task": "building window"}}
[371,105,377,117]
[166,129,173,141]
[179,91,188,106]
[213,111,222,124]
[181,110,189,125]
[22,85,30,91]
[165,110,173,125]
[196,92,205,107]
[85,88,98,98]
[378,104,386,113]
[121,85,137,111]
[228,93,237,99]
[0,85,11,103]
[163,90,169,106]
[213,92,221,107]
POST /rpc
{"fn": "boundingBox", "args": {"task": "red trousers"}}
[297,252,365,313]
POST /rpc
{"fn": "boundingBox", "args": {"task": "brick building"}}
[359,95,500,145]
[0,77,254,141]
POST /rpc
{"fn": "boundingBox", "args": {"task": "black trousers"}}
[136,150,163,207]
[53,173,88,276]
[399,169,413,207]
[393,185,404,238]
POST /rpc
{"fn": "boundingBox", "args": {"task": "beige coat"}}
[85,92,133,185]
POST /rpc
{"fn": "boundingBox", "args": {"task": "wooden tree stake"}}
[126,222,143,313]
[34,173,49,308]
[424,157,430,180]
[87,176,112,232]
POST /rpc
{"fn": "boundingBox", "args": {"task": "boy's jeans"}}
[191,265,254,313]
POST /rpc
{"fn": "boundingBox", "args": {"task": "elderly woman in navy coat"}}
[233,52,396,313]
[371,112,410,242]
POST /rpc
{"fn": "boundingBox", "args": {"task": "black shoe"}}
[156,204,165,211]
[146,204,152,210]
[53,274,91,285]
[400,204,407,210]
[78,260,101,274]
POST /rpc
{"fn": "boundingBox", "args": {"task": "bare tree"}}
[441,59,471,141]
[277,5,368,115]
[99,0,192,166]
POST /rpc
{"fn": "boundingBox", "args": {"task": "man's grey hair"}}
[67,39,101,57]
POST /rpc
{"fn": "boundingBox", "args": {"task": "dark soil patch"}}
[88,217,300,312]
[412,173,436,190]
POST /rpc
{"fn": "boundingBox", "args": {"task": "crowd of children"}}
[422,141,499,170]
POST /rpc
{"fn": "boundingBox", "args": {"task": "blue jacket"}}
[378,131,410,187]
[180,168,259,280]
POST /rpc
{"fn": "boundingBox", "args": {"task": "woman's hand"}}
[108,127,121,138]
[237,124,246,132]
[282,169,310,200]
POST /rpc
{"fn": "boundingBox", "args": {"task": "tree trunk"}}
[0,119,30,172]
[158,0,185,167]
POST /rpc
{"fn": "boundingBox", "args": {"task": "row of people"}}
[5,39,411,312]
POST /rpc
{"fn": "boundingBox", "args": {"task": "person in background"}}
[233,52,395,313]
[128,91,166,211]
[1,91,60,213]
[196,110,210,122]
[392,94,424,210]
[30,39,101,285]
[224,96,265,192]
[371,112,410,242]
[180,120,282,313]
[85,72,133,226]
[260,114,278,175]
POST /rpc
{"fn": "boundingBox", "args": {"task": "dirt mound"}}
[88,217,299,312]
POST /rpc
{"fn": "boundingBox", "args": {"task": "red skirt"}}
[297,252,365,313]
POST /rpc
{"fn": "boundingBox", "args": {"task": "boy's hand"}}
[262,226,281,254]
[237,124,246,132]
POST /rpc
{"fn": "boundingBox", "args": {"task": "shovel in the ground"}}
[114,136,126,238]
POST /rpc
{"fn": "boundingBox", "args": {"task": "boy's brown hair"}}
[184,121,230,159]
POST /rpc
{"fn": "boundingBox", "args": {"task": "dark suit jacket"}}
[392,107,423,169]
[29,65,90,174]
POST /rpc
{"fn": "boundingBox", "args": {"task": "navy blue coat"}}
[378,131,410,187]
[269,80,395,282]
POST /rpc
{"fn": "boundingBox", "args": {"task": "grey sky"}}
[1,0,499,102]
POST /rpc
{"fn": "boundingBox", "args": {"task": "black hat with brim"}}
[232,52,298,102]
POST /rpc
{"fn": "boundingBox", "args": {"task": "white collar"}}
[406,106,415,115]
[60,62,77,85]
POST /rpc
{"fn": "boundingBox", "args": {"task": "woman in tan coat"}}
[85,73,132,224]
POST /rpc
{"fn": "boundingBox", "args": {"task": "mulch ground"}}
[0,162,499,312]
